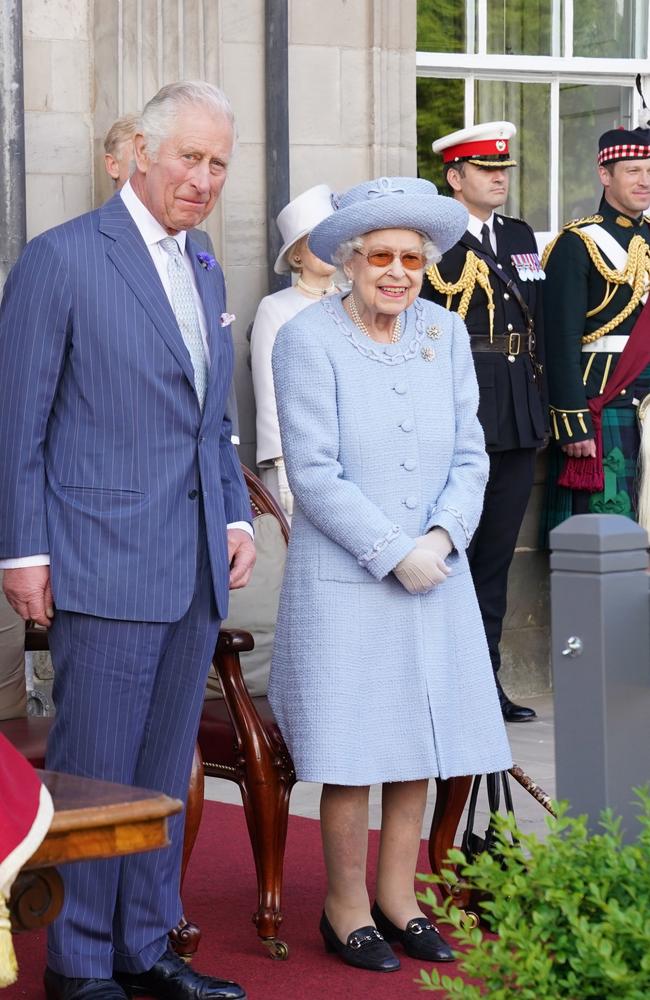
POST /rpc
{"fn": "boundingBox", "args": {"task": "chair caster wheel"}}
[262,937,289,960]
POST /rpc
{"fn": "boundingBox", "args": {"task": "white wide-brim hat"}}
[273,183,335,274]
[308,176,468,265]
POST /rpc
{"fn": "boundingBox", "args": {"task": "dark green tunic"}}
[541,198,650,535]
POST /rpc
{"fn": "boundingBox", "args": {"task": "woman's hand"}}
[393,529,453,594]
[274,457,294,517]
[416,527,453,560]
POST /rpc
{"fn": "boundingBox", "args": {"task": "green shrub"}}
[415,789,650,999]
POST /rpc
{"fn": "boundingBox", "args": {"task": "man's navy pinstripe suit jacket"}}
[0,192,251,623]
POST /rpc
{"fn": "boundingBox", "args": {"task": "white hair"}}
[333,232,441,267]
[138,81,236,159]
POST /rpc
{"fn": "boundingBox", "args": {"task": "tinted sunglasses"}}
[353,248,427,271]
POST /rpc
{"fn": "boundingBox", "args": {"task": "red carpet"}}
[7,800,468,999]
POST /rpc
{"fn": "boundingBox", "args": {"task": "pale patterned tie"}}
[159,237,209,409]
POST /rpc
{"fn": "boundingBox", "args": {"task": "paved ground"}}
[204,693,556,842]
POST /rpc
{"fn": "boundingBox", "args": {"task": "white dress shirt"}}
[467,211,497,254]
[1,183,250,569]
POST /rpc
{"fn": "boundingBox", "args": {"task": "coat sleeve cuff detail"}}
[357,525,415,580]
[425,506,473,553]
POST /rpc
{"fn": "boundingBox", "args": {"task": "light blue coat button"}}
[404,496,418,509]
[393,381,407,394]
[400,419,414,432]
[402,459,417,471]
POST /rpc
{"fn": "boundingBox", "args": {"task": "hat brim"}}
[308,195,469,265]
[273,225,312,275]
[466,157,517,168]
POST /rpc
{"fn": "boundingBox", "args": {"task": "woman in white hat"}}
[267,176,512,974]
[250,185,340,517]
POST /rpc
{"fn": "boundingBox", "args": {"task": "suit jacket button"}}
[188,489,199,500]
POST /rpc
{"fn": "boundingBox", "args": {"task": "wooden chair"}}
[181,467,296,960]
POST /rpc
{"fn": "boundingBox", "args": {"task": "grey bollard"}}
[550,514,650,840]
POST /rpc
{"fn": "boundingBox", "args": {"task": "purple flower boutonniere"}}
[197,251,217,271]
[220,312,236,328]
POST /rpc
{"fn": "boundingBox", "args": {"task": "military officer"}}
[421,122,547,723]
[541,122,650,536]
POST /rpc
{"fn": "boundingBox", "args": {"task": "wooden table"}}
[10,770,182,933]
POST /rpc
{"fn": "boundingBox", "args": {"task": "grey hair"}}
[138,81,236,159]
[333,232,441,267]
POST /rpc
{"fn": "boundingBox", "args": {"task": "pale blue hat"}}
[308,176,468,264]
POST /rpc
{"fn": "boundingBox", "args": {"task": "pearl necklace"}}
[296,277,338,298]
[347,293,402,344]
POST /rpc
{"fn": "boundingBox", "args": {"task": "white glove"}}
[274,457,294,517]
[416,527,453,560]
[393,532,452,595]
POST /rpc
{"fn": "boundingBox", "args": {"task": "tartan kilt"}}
[540,404,640,546]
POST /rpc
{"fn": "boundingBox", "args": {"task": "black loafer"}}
[114,946,246,999]
[371,902,455,962]
[44,968,130,1000]
[495,677,536,723]
[319,910,400,972]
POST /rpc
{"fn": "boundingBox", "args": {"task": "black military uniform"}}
[542,126,650,535]
[421,121,547,722]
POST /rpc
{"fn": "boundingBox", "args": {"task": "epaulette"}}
[563,214,603,229]
[496,214,529,226]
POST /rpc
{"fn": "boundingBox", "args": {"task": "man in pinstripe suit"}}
[0,82,254,1000]
[104,112,241,447]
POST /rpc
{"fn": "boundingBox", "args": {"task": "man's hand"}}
[3,565,54,627]
[227,528,256,590]
[562,438,597,459]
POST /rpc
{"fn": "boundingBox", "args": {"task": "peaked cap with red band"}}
[432,121,517,168]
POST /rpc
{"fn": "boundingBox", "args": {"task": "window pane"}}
[417,0,466,53]
[475,80,550,231]
[559,84,634,222]
[416,77,465,188]
[573,0,647,58]
[486,0,553,55]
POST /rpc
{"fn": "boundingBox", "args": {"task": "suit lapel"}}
[460,230,484,256]
[99,196,196,388]
[187,234,226,400]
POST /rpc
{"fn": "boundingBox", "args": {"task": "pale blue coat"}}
[268,293,512,784]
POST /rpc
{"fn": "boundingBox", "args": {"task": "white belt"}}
[582,335,628,353]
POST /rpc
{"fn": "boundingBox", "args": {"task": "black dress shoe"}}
[319,910,400,972]
[114,946,245,999]
[44,968,130,1000]
[494,676,536,723]
[371,903,455,962]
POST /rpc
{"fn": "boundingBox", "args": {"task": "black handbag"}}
[460,770,518,864]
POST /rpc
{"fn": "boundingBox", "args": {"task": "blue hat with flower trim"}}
[308,176,468,264]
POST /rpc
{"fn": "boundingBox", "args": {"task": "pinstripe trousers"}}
[45,519,220,978]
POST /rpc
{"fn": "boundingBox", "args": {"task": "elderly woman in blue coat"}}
[268,177,512,974]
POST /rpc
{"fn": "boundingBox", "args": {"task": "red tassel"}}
[557,417,604,493]
[558,455,603,492]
